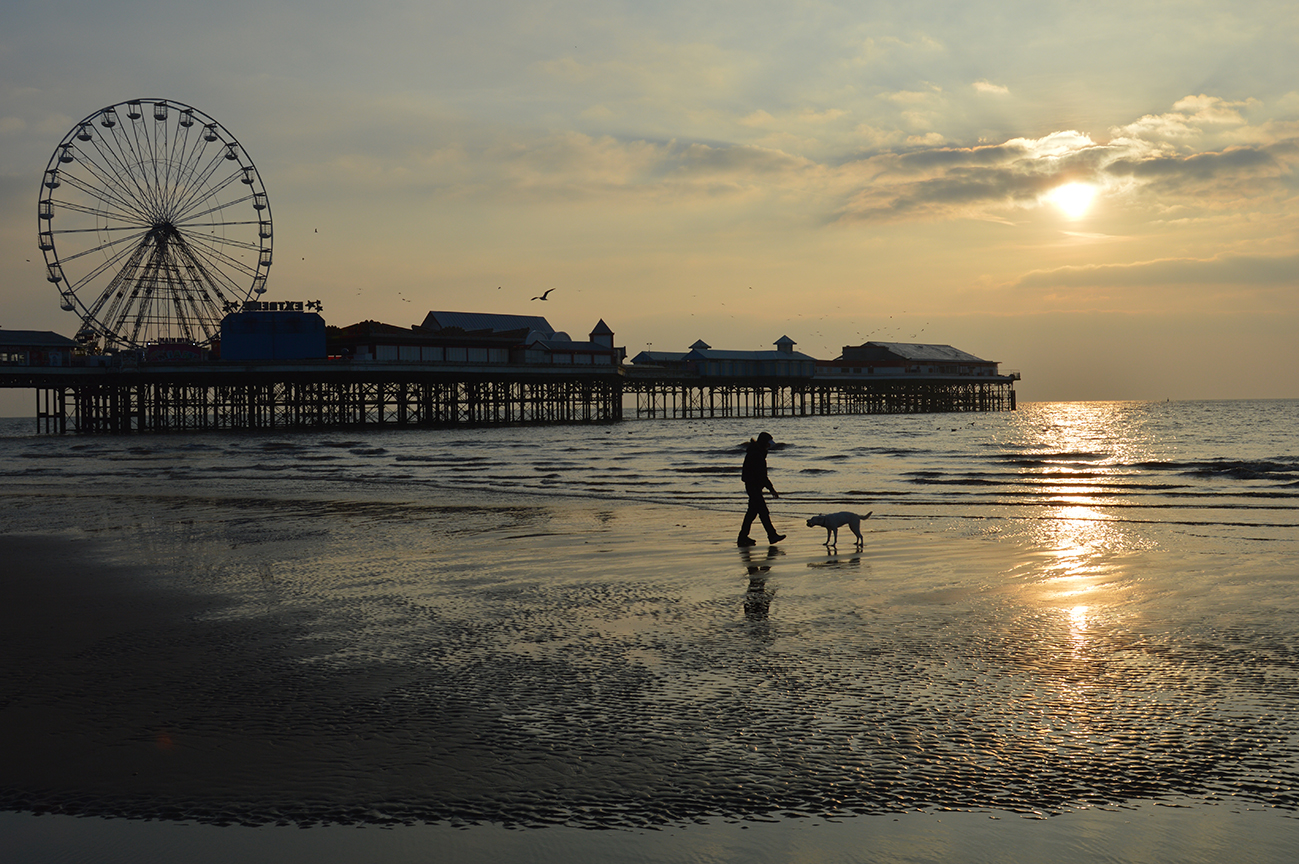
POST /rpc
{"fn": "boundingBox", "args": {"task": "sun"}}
[1046,182,1097,219]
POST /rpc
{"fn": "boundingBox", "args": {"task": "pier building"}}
[330,314,622,367]
[219,305,327,361]
[1,321,1017,434]
[0,330,79,368]
[625,338,1017,418]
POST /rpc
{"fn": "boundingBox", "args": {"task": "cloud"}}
[972,80,1009,96]
[1106,146,1276,180]
[377,131,828,208]
[538,39,755,114]
[834,97,1299,223]
[836,131,1111,221]
[489,132,667,193]
[673,142,815,178]
[1102,140,1295,203]
[1013,252,1299,290]
[798,108,848,124]
[1112,95,1264,142]
[848,34,945,67]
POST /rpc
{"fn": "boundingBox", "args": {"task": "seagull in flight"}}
[531,288,555,301]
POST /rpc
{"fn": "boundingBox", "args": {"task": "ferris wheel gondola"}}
[37,99,272,350]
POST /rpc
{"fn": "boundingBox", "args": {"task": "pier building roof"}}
[419,311,555,337]
[831,341,1005,378]
[683,338,817,378]
[685,348,817,362]
[0,329,79,349]
[844,342,992,364]
[631,351,689,366]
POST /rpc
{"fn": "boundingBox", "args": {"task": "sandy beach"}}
[3,482,1298,862]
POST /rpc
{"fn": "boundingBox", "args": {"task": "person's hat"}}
[756,431,773,445]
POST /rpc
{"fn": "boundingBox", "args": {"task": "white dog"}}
[806,511,872,547]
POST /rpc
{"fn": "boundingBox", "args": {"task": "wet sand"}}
[3,497,1299,862]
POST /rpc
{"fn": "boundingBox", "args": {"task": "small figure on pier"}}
[737,431,786,546]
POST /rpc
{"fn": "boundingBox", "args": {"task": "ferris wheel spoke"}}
[123,244,175,344]
[71,244,149,299]
[47,193,145,228]
[178,193,257,226]
[164,120,195,194]
[82,132,161,218]
[52,227,149,267]
[164,152,230,223]
[81,240,154,327]
[58,153,154,223]
[184,245,256,292]
[51,224,148,236]
[173,166,246,222]
[152,245,225,341]
[55,181,147,226]
[183,229,264,254]
[184,235,262,282]
[164,132,203,219]
[161,259,204,343]
[170,249,231,332]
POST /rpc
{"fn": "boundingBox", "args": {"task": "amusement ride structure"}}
[37,98,272,351]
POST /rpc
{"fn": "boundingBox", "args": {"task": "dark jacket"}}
[742,441,775,493]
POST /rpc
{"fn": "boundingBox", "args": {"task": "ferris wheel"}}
[37,99,272,350]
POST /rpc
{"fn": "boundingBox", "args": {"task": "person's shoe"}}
[737,535,757,547]
[767,533,786,544]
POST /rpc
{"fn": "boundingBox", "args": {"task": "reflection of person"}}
[742,545,781,621]
[744,572,774,620]
[737,431,786,546]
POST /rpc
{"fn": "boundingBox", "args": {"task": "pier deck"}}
[2,363,624,434]
[3,363,1016,434]
[623,369,1016,419]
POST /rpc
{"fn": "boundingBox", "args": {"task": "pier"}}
[3,324,1018,434]
[4,364,624,434]
[624,371,1016,419]
[3,363,1015,434]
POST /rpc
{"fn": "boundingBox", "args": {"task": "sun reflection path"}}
[1017,402,1161,572]
[1069,604,1089,648]
[1031,505,1120,581]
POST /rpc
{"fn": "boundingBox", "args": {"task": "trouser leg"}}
[741,487,776,539]
[740,488,762,537]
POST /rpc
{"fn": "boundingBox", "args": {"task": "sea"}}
[1,399,1297,862]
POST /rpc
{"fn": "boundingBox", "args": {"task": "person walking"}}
[737,431,786,546]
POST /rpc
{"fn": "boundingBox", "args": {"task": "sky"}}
[2,0,1298,415]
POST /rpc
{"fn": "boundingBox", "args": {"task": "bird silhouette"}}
[531,288,555,301]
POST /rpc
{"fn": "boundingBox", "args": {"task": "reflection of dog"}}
[806,511,872,547]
